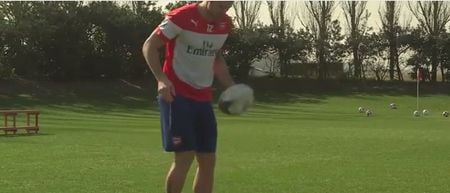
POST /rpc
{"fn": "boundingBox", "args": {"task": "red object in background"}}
[417,68,424,81]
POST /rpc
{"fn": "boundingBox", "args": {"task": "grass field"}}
[1,80,450,193]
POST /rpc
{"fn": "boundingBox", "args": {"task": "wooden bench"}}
[0,110,40,135]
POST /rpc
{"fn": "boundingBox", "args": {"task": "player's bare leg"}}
[193,153,216,193]
[166,151,195,193]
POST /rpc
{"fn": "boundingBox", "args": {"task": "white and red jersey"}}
[155,3,233,102]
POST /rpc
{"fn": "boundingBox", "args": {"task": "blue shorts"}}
[158,95,217,153]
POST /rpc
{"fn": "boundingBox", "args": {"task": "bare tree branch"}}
[233,1,262,29]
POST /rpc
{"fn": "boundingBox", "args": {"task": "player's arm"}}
[214,52,235,89]
[142,30,175,102]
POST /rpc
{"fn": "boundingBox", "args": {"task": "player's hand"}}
[158,78,176,103]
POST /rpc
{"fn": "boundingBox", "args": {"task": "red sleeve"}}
[153,4,193,41]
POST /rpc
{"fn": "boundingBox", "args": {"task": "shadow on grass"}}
[0,79,160,114]
[255,92,328,104]
[1,78,449,110]
[242,78,450,104]
[0,132,54,138]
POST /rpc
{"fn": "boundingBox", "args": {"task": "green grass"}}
[1,87,450,193]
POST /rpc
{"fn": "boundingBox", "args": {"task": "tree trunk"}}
[395,51,403,81]
[353,44,360,79]
[431,50,438,82]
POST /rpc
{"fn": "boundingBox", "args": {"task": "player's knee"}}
[196,153,216,168]
[174,151,195,168]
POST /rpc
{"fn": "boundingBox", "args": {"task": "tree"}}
[223,26,270,80]
[266,1,290,77]
[379,1,403,81]
[1,2,38,78]
[165,1,195,11]
[0,2,91,80]
[342,1,369,80]
[408,1,450,82]
[440,32,450,81]
[120,1,164,78]
[302,1,340,80]
[361,32,389,81]
[0,1,164,80]
[0,3,12,78]
[232,1,262,30]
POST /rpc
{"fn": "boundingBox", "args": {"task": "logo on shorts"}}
[172,137,182,146]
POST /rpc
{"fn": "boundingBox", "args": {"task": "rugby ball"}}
[218,84,254,115]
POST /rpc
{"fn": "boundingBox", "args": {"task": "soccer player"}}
[142,1,235,193]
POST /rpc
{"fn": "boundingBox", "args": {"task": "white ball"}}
[218,84,254,115]
[442,111,449,117]
[413,110,420,117]
[390,103,397,109]
[358,107,365,113]
[422,109,429,116]
[365,110,373,116]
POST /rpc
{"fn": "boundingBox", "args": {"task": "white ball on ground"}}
[389,103,397,109]
[358,107,365,113]
[413,110,420,117]
[442,111,449,117]
[422,109,429,116]
[365,110,373,116]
